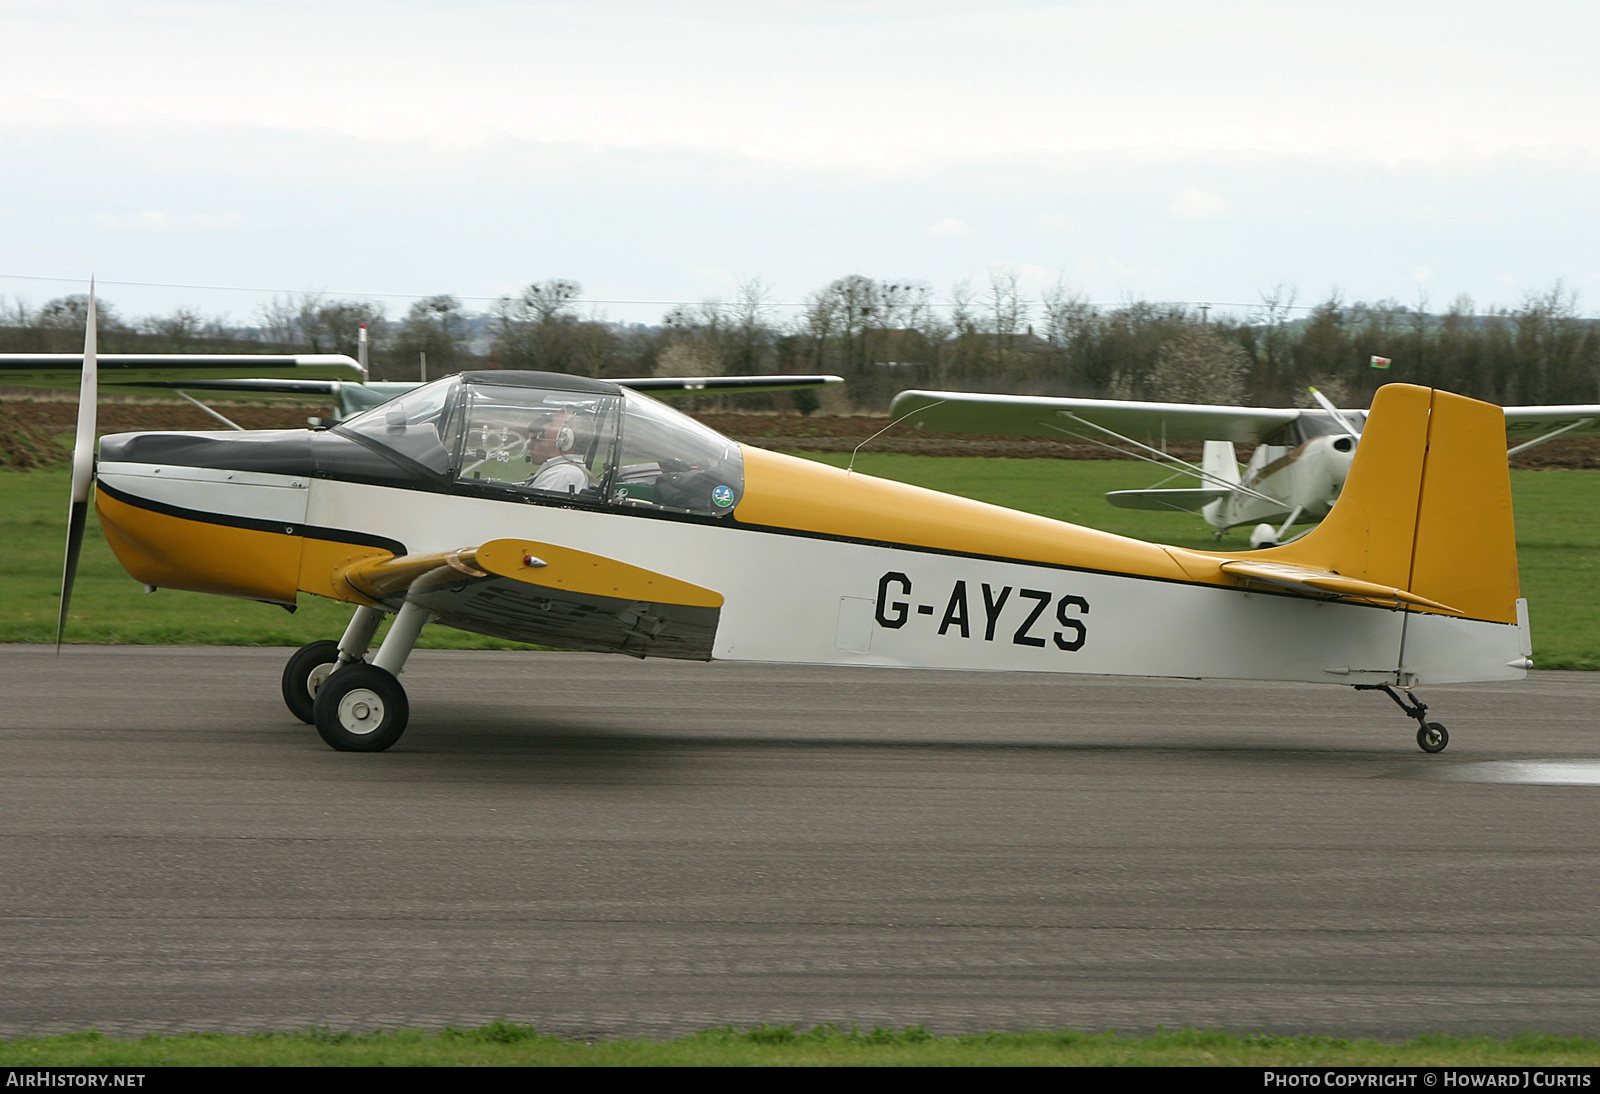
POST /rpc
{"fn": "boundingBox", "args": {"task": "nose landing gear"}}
[280,601,432,752]
[1356,682,1449,753]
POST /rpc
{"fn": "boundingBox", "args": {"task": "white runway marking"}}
[1446,761,1600,785]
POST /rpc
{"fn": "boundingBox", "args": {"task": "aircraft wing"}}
[0,353,363,372]
[1503,405,1600,441]
[117,372,842,408]
[889,390,1300,445]
[620,374,843,395]
[118,377,350,396]
[333,538,723,659]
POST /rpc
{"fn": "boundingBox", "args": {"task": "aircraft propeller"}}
[1309,386,1363,438]
[56,280,98,652]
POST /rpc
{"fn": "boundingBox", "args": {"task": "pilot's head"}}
[528,408,586,462]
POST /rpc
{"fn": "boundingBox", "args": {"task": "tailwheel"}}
[312,663,409,752]
[281,640,343,724]
[1355,682,1451,754]
[1417,722,1449,754]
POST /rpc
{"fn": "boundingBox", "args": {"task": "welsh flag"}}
[1370,355,1392,369]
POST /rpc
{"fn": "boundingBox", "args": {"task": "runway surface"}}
[3,644,1599,1039]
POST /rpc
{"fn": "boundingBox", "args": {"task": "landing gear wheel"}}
[311,663,409,752]
[281,640,343,724]
[1417,722,1449,753]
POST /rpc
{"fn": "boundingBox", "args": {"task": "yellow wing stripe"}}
[338,539,724,609]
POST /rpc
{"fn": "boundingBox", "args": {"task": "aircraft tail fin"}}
[1201,440,1241,486]
[1265,383,1519,624]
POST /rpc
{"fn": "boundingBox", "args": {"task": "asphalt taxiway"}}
[3,645,1598,1039]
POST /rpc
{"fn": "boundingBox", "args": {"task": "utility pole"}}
[420,351,427,382]
[357,324,369,381]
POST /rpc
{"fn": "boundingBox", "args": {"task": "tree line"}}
[3,275,1596,411]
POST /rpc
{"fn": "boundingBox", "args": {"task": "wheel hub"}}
[337,688,385,735]
[307,661,337,697]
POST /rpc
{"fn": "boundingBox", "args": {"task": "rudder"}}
[1268,384,1518,624]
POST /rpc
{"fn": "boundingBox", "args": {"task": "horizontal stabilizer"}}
[1219,559,1460,614]
[1106,487,1230,512]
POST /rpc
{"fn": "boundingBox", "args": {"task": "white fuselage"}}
[256,472,1523,688]
[94,432,1527,693]
[1205,433,1359,532]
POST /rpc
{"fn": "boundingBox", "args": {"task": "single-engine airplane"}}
[888,387,1600,547]
[58,291,1531,755]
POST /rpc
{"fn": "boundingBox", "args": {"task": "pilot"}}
[524,408,594,494]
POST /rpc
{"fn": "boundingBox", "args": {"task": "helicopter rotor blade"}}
[56,279,98,653]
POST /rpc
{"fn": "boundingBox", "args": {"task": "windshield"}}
[334,376,459,474]
[334,372,744,516]
[456,383,621,501]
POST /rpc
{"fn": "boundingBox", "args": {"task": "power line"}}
[0,271,1321,313]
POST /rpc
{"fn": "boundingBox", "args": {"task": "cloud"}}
[1034,213,1077,232]
[1168,187,1225,221]
[91,210,243,231]
[923,217,972,236]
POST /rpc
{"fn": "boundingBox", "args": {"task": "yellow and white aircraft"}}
[889,388,1600,547]
[60,293,1531,755]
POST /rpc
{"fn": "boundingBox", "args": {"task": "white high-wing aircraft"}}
[888,388,1600,547]
[0,352,843,428]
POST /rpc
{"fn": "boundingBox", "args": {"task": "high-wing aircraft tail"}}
[1257,384,1519,627]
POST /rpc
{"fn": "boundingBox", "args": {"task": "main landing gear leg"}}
[1356,683,1449,753]
[312,601,431,752]
[279,605,388,724]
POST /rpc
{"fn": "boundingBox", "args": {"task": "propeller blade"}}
[1308,386,1362,438]
[56,279,98,652]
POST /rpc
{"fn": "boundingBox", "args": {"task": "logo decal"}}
[711,485,734,507]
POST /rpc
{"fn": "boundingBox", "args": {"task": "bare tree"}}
[393,295,471,380]
[985,264,1028,370]
[492,280,589,371]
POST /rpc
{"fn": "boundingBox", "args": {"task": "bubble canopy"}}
[334,371,745,517]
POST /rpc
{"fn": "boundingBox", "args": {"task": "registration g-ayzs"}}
[875,571,1088,651]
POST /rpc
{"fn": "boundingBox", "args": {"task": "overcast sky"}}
[2,0,1597,324]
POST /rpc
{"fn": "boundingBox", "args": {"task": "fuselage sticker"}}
[874,571,1088,651]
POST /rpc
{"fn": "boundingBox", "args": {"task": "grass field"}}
[6,454,1598,667]
[4,1024,1600,1067]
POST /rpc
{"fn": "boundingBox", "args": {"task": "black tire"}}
[281,640,343,724]
[1417,722,1449,753]
[312,663,409,752]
